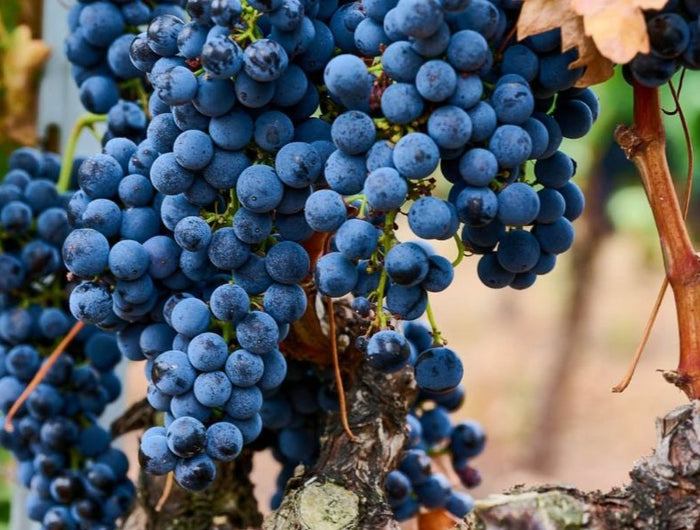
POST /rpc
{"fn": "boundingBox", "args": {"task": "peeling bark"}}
[462,402,700,529]
[264,360,418,530]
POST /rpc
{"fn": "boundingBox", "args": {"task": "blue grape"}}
[108,240,150,280]
[380,83,424,125]
[415,347,463,393]
[335,219,379,260]
[236,311,279,354]
[226,385,264,419]
[171,298,211,337]
[206,422,243,461]
[305,190,347,232]
[173,130,214,171]
[314,252,358,297]
[275,142,323,188]
[208,227,251,270]
[489,125,532,168]
[62,229,109,277]
[265,241,310,285]
[209,110,254,151]
[152,350,197,396]
[225,349,265,387]
[366,330,410,373]
[415,60,457,102]
[194,371,233,407]
[477,253,514,288]
[243,38,289,82]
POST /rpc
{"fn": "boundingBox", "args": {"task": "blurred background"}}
[2,0,700,527]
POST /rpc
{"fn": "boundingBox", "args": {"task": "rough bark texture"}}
[462,401,700,529]
[263,359,418,530]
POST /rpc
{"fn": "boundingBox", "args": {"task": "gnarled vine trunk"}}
[263,361,417,530]
[462,401,700,529]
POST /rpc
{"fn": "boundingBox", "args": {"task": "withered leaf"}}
[517,0,572,41]
[574,0,664,64]
[517,0,666,86]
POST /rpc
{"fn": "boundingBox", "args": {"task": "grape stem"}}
[615,83,700,399]
[452,232,466,267]
[120,78,150,117]
[3,320,85,432]
[371,209,398,331]
[155,472,174,512]
[327,296,357,442]
[425,298,445,346]
[57,113,108,193]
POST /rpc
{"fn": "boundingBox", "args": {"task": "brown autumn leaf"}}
[572,0,667,64]
[517,0,614,86]
[517,0,667,86]
[1,24,51,145]
[517,0,573,42]
[560,12,615,87]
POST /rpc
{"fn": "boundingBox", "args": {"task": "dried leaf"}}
[571,0,666,16]
[517,0,665,86]
[517,0,572,41]
[580,2,648,63]
[560,15,615,87]
[571,0,668,64]
[1,24,51,145]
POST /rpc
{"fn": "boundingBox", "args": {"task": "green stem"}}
[373,265,389,330]
[120,78,150,116]
[452,233,466,267]
[135,80,150,118]
[425,298,444,346]
[87,125,103,143]
[371,209,398,331]
[57,113,108,193]
[367,62,383,76]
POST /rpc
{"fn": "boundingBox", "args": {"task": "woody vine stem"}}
[615,83,700,399]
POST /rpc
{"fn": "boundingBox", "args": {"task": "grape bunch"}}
[66,0,187,113]
[627,0,700,86]
[322,0,598,292]
[0,148,134,529]
[39,0,608,521]
[386,321,484,520]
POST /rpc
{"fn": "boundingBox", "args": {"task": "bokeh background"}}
[3,0,700,527]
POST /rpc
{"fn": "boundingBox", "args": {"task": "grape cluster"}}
[66,0,187,113]
[322,0,598,292]
[386,322,484,520]
[627,0,700,86]
[52,0,606,519]
[0,148,134,528]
